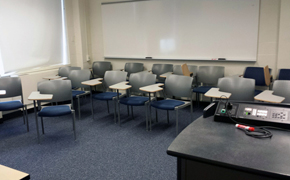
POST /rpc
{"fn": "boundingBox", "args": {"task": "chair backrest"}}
[243,66,272,86]
[277,69,290,80]
[124,63,144,76]
[188,65,198,77]
[129,72,157,94]
[152,64,173,81]
[37,80,72,103]
[197,66,224,85]
[68,69,91,89]
[272,80,290,103]
[58,66,81,77]
[173,65,183,75]
[218,77,255,101]
[103,71,128,89]
[164,75,193,98]
[0,77,23,99]
[92,61,112,78]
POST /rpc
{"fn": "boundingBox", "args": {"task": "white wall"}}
[69,0,288,79]
[277,0,290,74]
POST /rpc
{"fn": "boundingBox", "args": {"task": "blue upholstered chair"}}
[118,72,157,129]
[92,61,112,78]
[193,66,224,106]
[92,71,127,122]
[218,77,255,101]
[37,80,76,142]
[152,64,173,82]
[0,77,28,131]
[243,66,272,96]
[277,69,290,80]
[68,69,91,120]
[150,75,193,135]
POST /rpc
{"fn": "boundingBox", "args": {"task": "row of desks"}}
[204,88,285,103]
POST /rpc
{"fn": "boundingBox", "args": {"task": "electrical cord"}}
[219,96,273,139]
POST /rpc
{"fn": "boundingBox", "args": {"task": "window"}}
[0,0,68,75]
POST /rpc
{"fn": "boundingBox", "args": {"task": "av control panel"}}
[214,101,290,128]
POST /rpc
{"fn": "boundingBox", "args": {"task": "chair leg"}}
[22,107,26,124]
[107,100,110,114]
[78,97,81,120]
[149,106,152,131]
[155,109,158,123]
[35,116,40,144]
[41,117,44,134]
[176,109,179,135]
[72,111,76,140]
[131,106,134,119]
[198,93,200,107]
[145,104,148,131]
[191,103,193,122]
[167,110,169,124]
[118,100,121,126]
[24,105,29,132]
[127,105,129,116]
[114,100,117,124]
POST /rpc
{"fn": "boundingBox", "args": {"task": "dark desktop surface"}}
[167,115,290,179]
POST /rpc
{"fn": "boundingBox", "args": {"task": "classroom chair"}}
[118,72,157,128]
[92,71,128,122]
[242,66,271,95]
[92,61,112,78]
[123,62,144,78]
[272,80,290,103]
[217,76,255,101]
[152,64,173,82]
[68,69,91,120]
[277,69,290,80]
[58,66,81,78]
[193,66,224,106]
[150,75,193,135]
[0,77,28,131]
[37,80,76,142]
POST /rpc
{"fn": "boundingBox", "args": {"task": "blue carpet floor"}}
[0,98,206,180]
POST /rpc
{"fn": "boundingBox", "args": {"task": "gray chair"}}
[37,80,76,143]
[118,72,157,129]
[92,71,128,122]
[0,77,28,131]
[152,64,173,82]
[188,65,198,86]
[68,69,91,120]
[193,66,224,106]
[124,63,144,77]
[150,75,193,135]
[58,66,81,78]
[173,65,183,75]
[92,61,112,78]
[218,77,255,101]
[272,80,290,103]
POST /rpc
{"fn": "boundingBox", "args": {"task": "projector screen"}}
[101,0,259,61]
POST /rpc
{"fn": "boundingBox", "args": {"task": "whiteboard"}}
[101,0,259,61]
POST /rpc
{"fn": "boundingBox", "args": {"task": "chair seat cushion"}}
[38,105,72,117]
[93,92,120,100]
[119,96,149,106]
[0,100,24,111]
[255,90,263,96]
[72,90,86,98]
[192,86,214,94]
[151,100,185,110]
